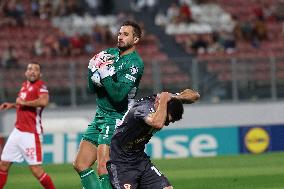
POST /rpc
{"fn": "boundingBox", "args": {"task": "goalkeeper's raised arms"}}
[172,89,200,104]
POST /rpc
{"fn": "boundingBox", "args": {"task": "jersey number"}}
[25,147,35,160]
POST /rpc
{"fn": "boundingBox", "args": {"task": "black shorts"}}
[107,159,171,189]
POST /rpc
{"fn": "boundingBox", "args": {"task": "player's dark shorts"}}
[107,159,171,189]
[82,108,123,146]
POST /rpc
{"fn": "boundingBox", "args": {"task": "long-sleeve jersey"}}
[88,48,144,113]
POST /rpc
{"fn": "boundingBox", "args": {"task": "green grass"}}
[5,152,284,189]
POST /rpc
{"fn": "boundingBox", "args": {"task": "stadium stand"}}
[154,0,284,100]
[0,0,190,105]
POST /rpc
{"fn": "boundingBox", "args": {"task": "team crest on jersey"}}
[124,184,131,189]
[130,66,138,75]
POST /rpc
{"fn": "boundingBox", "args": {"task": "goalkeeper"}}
[73,21,144,189]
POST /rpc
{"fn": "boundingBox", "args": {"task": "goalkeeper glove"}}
[91,69,102,87]
[97,64,115,79]
[88,51,114,71]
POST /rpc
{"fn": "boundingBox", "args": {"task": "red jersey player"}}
[0,62,56,189]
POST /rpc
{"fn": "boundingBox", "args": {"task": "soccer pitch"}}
[5,152,284,189]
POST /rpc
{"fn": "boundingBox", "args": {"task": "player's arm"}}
[16,93,49,108]
[172,88,200,104]
[0,102,17,110]
[144,92,172,129]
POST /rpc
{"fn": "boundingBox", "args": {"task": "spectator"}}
[81,34,94,54]
[33,35,45,56]
[179,2,192,23]
[57,31,71,56]
[39,1,52,20]
[1,46,19,69]
[191,34,208,54]
[53,0,67,17]
[70,33,84,55]
[219,31,236,53]
[66,0,84,16]
[252,19,268,41]
[241,20,253,42]
[44,33,60,57]
[31,0,40,17]
[3,0,24,26]
[167,2,180,24]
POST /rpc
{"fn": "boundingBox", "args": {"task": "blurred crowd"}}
[0,0,143,69]
[155,0,284,56]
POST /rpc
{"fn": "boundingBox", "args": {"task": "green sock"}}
[79,168,102,189]
[99,174,112,189]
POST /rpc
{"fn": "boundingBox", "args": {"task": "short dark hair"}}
[167,98,184,122]
[121,21,142,38]
[30,61,40,66]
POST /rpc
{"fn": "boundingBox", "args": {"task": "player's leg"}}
[73,120,102,189]
[29,165,56,189]
[0,161,12,188]
[0,128,23,188]
[97,112,122,189]
[19,131,56,189]
[97,144,112,189]
[73,140,101,189]
[106,161,139,189]
[140,160,172,189]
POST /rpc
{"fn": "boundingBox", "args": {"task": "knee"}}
[73,158,92,173]
[73,160,84,172]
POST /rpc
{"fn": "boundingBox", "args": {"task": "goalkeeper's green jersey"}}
[88,48,144,113]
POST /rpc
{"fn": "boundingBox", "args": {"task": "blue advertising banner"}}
[43,133,83,163]
[145,127,239,158]
[270,124,284,151]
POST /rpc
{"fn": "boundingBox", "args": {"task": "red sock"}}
[0,170,8,189]
[38,173,56,189]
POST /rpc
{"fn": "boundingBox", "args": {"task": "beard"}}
[117,42,133,52]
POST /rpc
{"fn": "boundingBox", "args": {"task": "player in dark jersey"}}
[107,89,200,189]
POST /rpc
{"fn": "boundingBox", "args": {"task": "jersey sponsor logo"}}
[118,62,126,70]
[125,74,136,82]
[20,92,27,100]
[124,184,131,189]
[130,66,138,75]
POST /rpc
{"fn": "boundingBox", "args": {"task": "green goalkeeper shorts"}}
[82,108,124,146]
